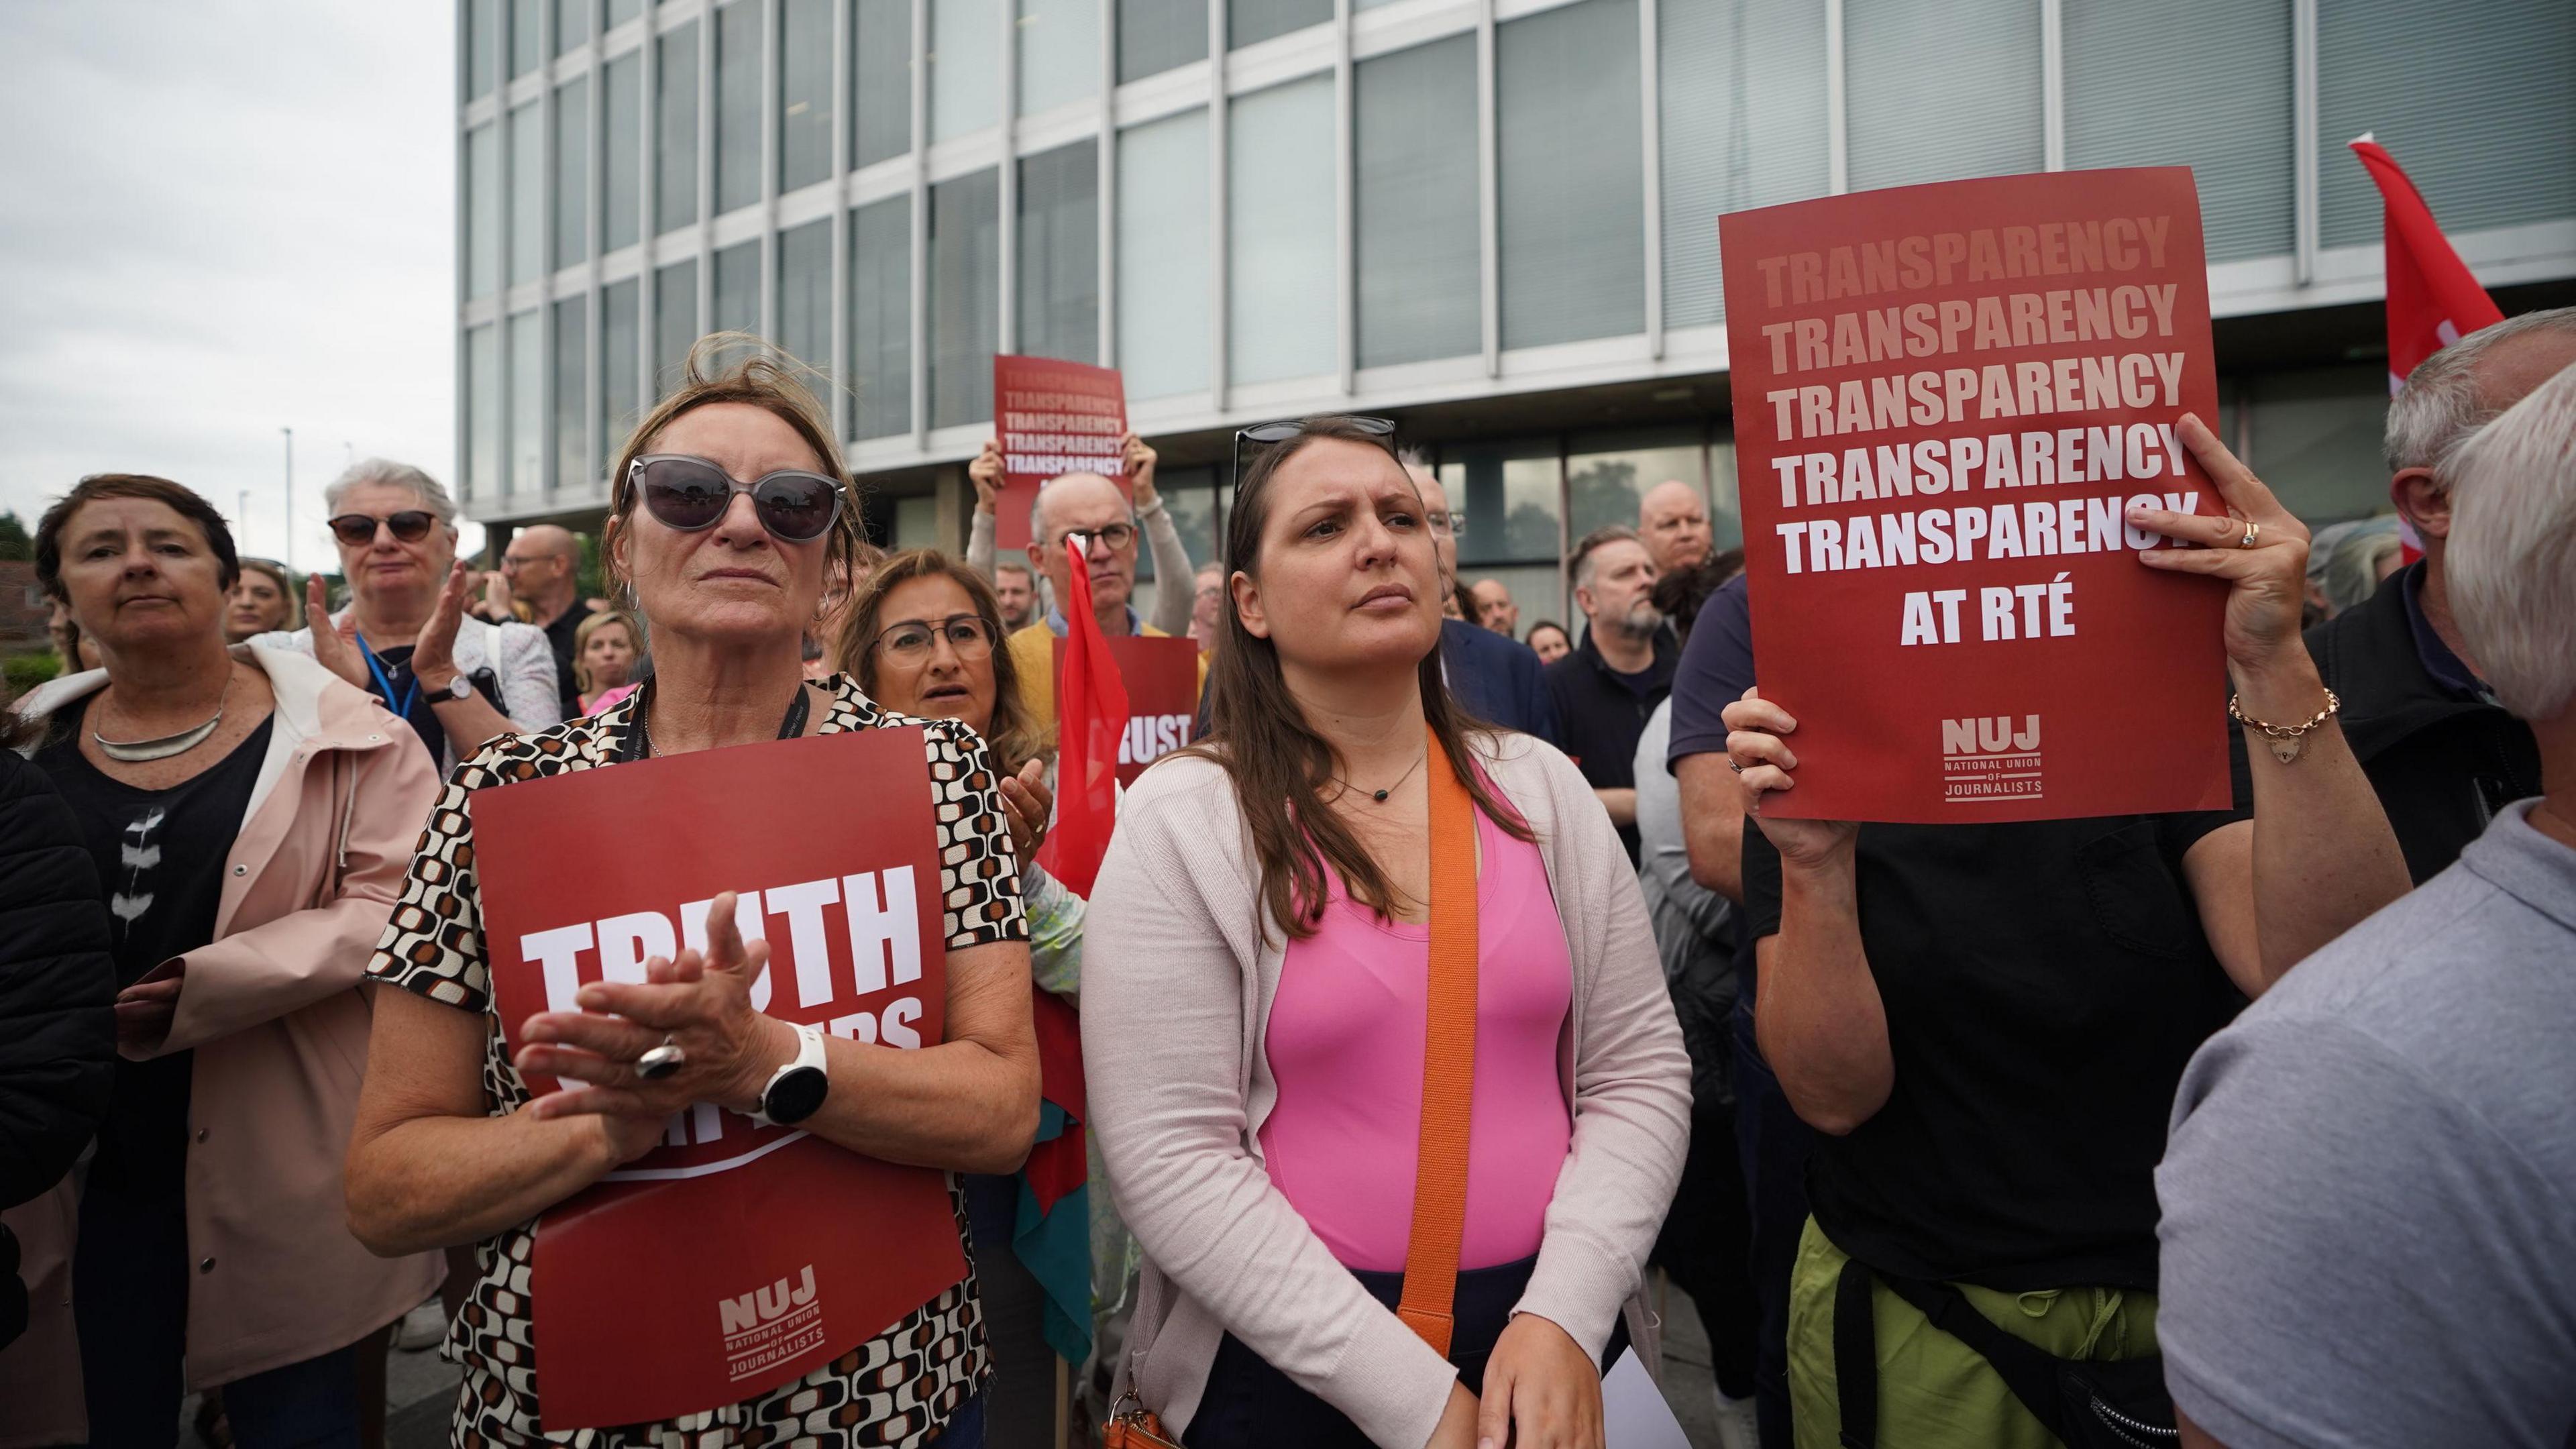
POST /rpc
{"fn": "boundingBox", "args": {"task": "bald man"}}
[1469,578,1519,635]
[1639,480,1714,575]
[490,523,586,717]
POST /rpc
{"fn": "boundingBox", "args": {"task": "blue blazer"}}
[1440,617,1562,749]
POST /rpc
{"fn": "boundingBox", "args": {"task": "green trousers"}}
[1786,1218,2161,1449]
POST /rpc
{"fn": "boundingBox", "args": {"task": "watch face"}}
[764,1066,830,1126]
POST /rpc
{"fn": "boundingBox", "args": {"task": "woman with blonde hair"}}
[224,557,301,643]
[570,606,643,714]
[347,341,1037,1448]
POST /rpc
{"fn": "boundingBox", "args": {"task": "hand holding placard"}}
[519,890,798,1140]
[2126,413,2314,676]
[1723,687,1860,863]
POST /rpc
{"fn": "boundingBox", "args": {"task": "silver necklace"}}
[1332,747,1427,804]
[94,677,231,763]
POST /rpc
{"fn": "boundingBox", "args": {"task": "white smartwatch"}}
[751,1022,830,1128]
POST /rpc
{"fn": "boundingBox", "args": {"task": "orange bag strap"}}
[1395,725,1478,1357]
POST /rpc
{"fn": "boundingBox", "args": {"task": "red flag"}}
[1048,538,1129,896]
[2349,135,2505,561]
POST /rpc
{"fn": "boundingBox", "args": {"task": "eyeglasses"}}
[872,613,996,661]
[1053,521,1137,554]
[627,454,845,543]
[328,511,438,547]
[1231,415,1399,500]
[1427,509,1468,537]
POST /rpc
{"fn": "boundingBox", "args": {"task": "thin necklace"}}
[95,674,232,763]
[1332,746,1427,804]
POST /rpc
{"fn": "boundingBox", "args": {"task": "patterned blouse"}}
[368,677,1027,1448]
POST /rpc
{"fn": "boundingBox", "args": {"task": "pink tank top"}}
[1258,792,1574,1273]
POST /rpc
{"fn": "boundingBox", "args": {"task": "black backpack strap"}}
[1833,1254,1880,1449]
[1870,1271,2074,1443]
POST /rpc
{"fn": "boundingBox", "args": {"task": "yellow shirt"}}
[1006,618,1209,734]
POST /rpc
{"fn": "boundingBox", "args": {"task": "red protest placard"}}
[1720,167,2232,823]
[1054,633,1202,786]
[471,728,967,1430]
[996,355,1128,552]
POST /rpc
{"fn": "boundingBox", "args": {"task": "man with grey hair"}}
[2303,306,2575,881]
[1544,525,1670,863]
[2156,358,2576,1449]
[965,431,1194,636]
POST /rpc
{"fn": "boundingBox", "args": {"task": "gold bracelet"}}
[2228,687,2341,764]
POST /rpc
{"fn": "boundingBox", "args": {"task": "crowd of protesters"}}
[2,309,2572,1449]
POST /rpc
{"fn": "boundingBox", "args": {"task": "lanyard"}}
[354,632,420,722]
[613,678,813,763]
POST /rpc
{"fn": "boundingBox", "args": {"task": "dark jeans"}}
[72,1184,361,1449]
[1651,1088,1761,1401]
[1731,991,1817,1449]
[1183,1255,1629,1449]
[963,1173,1057,1449]
[926,1391,987,1449]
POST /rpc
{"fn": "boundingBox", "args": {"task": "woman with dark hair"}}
[13,473,447,1447]
[347,341,1037,1449]
[1081,418,1690,1449]
[1525,621,1572,666]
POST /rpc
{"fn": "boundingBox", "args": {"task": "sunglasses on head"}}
[1230,415,1399,502]
[626,454,845,543]
[328,511,439,547]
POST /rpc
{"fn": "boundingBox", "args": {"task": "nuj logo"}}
[1941,714,2041,757]
[720,1265,818,1338]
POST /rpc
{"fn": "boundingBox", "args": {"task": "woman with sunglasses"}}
[258,459,561,773]
[223,556,301,643]
[347,343,1038,1449]
[1083,417,1690,1449]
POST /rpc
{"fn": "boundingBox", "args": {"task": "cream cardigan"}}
[1081,730,1693,1449]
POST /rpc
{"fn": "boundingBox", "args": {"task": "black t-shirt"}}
[541,601,585,719]
[1740,749,2252,1293]
[36,702,274,1200]
[1544,630,1677,863]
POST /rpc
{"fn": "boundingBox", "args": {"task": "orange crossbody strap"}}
[1395,725,1478,1358]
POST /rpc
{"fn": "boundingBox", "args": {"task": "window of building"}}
[2243,366,2397,524]
[1356,36,1479,368]
[602,278,641,455]
[854,0,912,168]
[1566,429,1712,545]
[1438,439,1564,625]
[555,295,590,488]
[510,311,545,494]
[657,23,701,234]
[555,0,590,56]
[778,217,833,380]
[849,195,912,438]
[608,0,644,27]
[1230,0,1330,50]
[1018,0,1099,115]
[1120,0,1206,84]
[511,0,545,77]
[604,52,642,250]
[2065,0,2290,264]
[510,102,547,286]
[716,1,764,213]
[466,123,500,299]
[781,0,835,192]
[1018,142,1099,364]
[554,77,590,270]
[1229,76,1336,384]
[2317,0,2575,248]
[1116,109,1210,400]
[1847,0,2041,191]
[1498,0,1645,350]
[1659,0,1829,328]
[467,323,500,499]
[466,0,496,101]
[655,257,700,395]
[928,169,1001,427]
[714,239,761,341]
[930,0,1000,143]
[894,494,942,548]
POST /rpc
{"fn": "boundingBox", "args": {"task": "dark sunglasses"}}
[627,454,845,543]
[1230,415,1398,501]
[328,511,438,546]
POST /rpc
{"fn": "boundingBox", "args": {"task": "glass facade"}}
[459,0,2576,534]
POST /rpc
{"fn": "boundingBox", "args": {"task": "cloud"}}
[0,0,469,567]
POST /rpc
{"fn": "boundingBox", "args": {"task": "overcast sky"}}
[0,1,474,570]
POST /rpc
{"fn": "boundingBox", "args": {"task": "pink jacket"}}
[11,645,447,1389]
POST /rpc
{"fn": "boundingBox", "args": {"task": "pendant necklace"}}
[95,676,232,763]
[1334,746,1427,804]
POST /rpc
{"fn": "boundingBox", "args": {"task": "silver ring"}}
[636,1035,686,1080]
[1725,755,1744,774]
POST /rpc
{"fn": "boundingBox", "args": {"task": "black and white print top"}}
[367,676,1026,1448]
